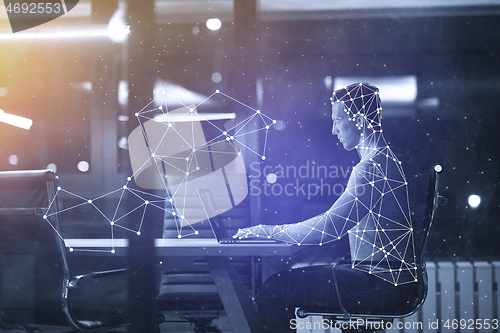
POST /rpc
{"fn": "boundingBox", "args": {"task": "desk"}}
[65,238,299,333]
[65,238,296,256]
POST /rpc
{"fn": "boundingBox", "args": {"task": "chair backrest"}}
[414,165,442,266]
[0,170,68,325]
[296,165,444,323]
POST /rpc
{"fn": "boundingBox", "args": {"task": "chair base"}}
[182,317,222,333]
[297,308,395,333]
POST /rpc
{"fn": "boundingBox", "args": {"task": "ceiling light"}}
[0,23,129,41]
[153,80,213,108]
[468,195,481,208]
[154,112,235,123]
[78,161,89,172]
[0,26,108,40]
[334,76,417,104]
[107,3,130,43]
[0,109,32,130]
[212,72,222,83]
[8,155,18,165]
[206,18,221,31]
[47,163,57,172]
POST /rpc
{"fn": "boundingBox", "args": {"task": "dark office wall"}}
[252,15,500,260]
[0,11,498,262]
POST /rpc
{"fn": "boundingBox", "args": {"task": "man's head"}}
[331,83,382,150]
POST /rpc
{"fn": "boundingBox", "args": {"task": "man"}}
[234,83,425,332]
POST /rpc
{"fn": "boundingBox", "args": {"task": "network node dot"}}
[159,106,163,110]
[181,215,185,219]
[111,249,115,254]
[57,186,62,191]
[178,235,182,238]
[145,200,149,204]
[172,212,176,216]
[69,248,74,252]
[127,177,131,181]
[195,231,199,235]
[215,89,220,93]
[151,153,156,157]
[110,222,114,225]
[43,215,47,219]
[123,185,127,189]
[135,113,139,117]
[256,110,261,114]
[262,156,266,160]
[88,200,92,204]
[137,232,141,235]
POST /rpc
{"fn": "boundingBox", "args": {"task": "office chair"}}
[0,170,130,332]
[296,164,445,333]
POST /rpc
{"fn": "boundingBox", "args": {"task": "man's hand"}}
[233,224,281,239]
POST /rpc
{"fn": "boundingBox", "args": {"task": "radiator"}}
[296,261,500,333]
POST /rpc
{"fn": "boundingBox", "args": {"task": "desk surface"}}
[65,238,298,257]
[64,237,296,333]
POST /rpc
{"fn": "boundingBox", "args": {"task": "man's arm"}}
[234,163,372,245]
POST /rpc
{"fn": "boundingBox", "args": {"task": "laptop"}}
[197,188,281,244]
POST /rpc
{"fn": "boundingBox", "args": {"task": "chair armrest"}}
[437,195,448,206]
[68,268,131,289]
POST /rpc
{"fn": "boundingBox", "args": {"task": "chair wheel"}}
[296,308,307,318]
[154,312,165,324]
